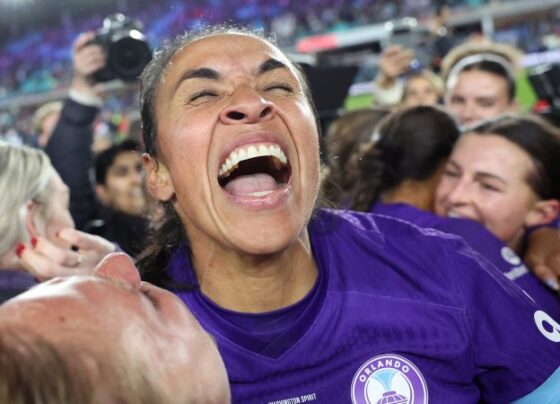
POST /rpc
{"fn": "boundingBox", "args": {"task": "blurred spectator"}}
[441,39,523,127]
[86,140,149,257]
[0,144,115,302]
[45,32,149,257]
[32,100,62,148]
[401,69,444,107]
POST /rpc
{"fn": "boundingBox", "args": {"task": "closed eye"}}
[480,182,502,192]
[189,90,217,103]
[443,169,460,178]
[263,82,294,93]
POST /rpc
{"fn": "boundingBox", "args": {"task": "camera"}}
[384,18,434,73]
[528,64,560,126]
[92,13,152,83]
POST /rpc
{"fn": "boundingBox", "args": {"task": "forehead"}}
[453,133,533,175]
[110,151,142,167]
[452,70,508,96]
[166,33,295,79]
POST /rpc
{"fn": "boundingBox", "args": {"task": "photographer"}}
[45,30,150,257]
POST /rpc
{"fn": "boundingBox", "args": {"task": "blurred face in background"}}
[434,133,550,252]
[96,151,147,216]
[445,70,515,127]
[402,75,440,107]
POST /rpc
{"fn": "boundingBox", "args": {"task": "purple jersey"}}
[167,209,560,403]
[372,202,560,317]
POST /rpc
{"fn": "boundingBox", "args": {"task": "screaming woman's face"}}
[146,33,321,257]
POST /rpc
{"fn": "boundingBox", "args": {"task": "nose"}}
[458,103,477,126]
[219,85,276,124]
[445,178,472,207]
[94,252,142,289]
[130,167,144,185]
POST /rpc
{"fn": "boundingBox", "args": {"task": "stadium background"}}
[1,0,560,144]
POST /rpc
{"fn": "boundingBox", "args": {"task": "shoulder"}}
[310,209,479,307]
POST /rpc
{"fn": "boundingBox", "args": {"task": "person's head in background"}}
[94,139,147,216]
[435,113,560,253]
[401,69,444,108]
[0,253,230,404]
[0,144,74,270]
[346,105,460,212]
[32,101,63,148]
[442,40,522,127]
[322,107,390,207]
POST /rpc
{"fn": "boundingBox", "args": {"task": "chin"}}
[227,215,306,256]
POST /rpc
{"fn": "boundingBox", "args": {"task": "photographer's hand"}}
[376,45,414,88]
[71,32,106,97]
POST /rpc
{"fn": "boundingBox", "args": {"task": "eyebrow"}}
[174,68,221,93]
[474,172,507,185]
[257,58,289,75]
[173,58,289,94]
[448,159,506,185]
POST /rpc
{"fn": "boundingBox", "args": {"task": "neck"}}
[381,179,436,212]
[189,231,318,313]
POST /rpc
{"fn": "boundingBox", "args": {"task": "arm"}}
[524,226,560,292]
[372,45,413,106]
[45,32,106,230]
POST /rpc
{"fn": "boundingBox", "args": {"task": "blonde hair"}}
[440,38,523,82]
[0,144,53,256]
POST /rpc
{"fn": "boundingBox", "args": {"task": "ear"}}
[143,153,175,202]
[95,184,110,205]
[24,201,39,240]
[524,199,560,228]
[507,99,519,113]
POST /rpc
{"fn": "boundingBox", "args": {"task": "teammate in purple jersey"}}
[372,202,560,317]
[137,27,560,403]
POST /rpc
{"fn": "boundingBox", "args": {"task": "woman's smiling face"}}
[146,33,321,256]
[434,133,542,250]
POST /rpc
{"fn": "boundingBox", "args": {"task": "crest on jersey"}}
[351,354,428,404]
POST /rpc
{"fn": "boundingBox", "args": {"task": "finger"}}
[73,31,96,52]
[33,236,83,268]
[531,264,560,292]
[57,228,115,254]
[547,253,560,277]
[17,243,79,279]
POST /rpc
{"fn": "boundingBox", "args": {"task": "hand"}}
[376,45,414,88]
[524,227,560,292]
[71,31,106,95]
[17,228,116,280]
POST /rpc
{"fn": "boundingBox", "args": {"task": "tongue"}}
[224,173,278,196]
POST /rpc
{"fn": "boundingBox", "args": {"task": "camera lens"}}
[108,37,152,82]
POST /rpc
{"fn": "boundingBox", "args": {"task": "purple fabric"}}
[167,209,560,403]
[0,269,37,303]
[371,202,560,317]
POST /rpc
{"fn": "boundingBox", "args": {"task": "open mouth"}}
[218,143,291,197]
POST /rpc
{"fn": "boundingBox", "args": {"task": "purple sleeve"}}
[445,238,560,402]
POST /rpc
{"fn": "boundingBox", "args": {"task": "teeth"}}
[218,143,287,178]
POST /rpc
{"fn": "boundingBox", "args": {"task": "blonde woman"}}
[0,143,115,301]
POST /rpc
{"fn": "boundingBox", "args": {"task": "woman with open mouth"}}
[137,26,560,403]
